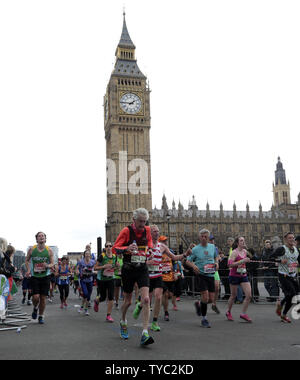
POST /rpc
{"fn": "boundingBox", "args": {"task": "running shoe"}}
[64,302,68,308]
[194,301,202,316]
[201,319,211,328]
[120,322,129,339]
[27,300,32,306]
[85,310,89,316]
[78,307,83,314]
[22,298,26,305]
[60,303,64,309]
[32,308,38,320]
[173,305,178,311]
[115,303,119,310]
[176,297,180,302]
[133,301,142,319]
[151,322,161,332]
[164,314,169,321]
[276,302,282,317]
[140,332,154,346]
[226,311,234,321]
[281,315,292,323]
[94,299,99,313]
[240,314,252,323]
[212,305,220,314]
[38,316,44,325]
[106,315,114,323]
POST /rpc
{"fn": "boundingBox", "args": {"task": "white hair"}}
[199,228,210,235]
[133,208,149,221]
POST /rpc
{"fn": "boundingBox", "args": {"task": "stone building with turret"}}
[151,159,300,253]
[104,15,300,253]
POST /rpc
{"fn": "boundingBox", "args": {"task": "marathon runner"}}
[113,208,154,346]
[94,242,118,322]
[114,252,123,310]
[185,229,219,328]
[25,232,55,324]
[135,227,190,331]
[226,236,252,323]
[77,250,96,316]
[73,259,80,295]
[21,262,32,305]
[271,232,300,323]
[209,235,221,314]
[56,256,71,309]
[172,259,184,310]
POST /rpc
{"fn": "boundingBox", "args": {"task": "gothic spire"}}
[275,156,287,185]
[118,11,136,49]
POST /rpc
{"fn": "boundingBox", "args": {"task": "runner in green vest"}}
[114,254,123,310]
[25,232,54,324]
[94,242,118,322]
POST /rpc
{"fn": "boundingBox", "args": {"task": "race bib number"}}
[60,276,68,281]
[131,255,146,264]
[204,264,216,274]
[103,269,114,277]
[148,265,160,272]
[289,263,298,274]
[162,264,171,273]
[237,266,247,274]
[34,263,46,273]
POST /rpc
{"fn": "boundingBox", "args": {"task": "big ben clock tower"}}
[105,13,152,242]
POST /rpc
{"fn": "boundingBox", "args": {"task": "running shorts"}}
[163,281,175,294]
[149,276,163,293]
[31,276,51,296]
[196,273,215,293]
[121,264,149,294]
[98,280,115,302]
[114,278,122,288]
[22,278,32,291]
[229,275,249,286]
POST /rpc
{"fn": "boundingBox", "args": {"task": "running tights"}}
[58,284,69,302]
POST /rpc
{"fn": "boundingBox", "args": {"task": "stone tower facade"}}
[105,14,152,242]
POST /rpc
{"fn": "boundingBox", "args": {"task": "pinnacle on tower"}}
[118,11,136,50]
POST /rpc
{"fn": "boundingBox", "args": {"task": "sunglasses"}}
[105,244,112,248]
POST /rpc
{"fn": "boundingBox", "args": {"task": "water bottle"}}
[132,240,138,255]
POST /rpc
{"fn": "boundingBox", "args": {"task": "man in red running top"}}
[113,208,154,346]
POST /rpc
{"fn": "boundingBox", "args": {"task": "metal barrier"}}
[180,274,299,305]
[0,297,32,332]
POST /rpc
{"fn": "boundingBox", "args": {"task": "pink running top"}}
[228,249,248,277]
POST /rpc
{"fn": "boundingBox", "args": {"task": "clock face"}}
[120,93,142,114]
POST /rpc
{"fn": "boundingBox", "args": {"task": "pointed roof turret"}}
[118,12,136,49]
[275,157,287,185]
[112,12,146,79]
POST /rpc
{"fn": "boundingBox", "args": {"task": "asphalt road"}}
[1,286,300,360]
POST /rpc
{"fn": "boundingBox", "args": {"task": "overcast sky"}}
[1,0,299,256]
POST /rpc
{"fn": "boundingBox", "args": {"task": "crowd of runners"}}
[2,207,300,346]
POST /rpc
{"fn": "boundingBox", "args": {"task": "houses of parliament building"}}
[104,14,300,252]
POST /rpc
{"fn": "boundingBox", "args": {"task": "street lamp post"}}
[166,213,171,248]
